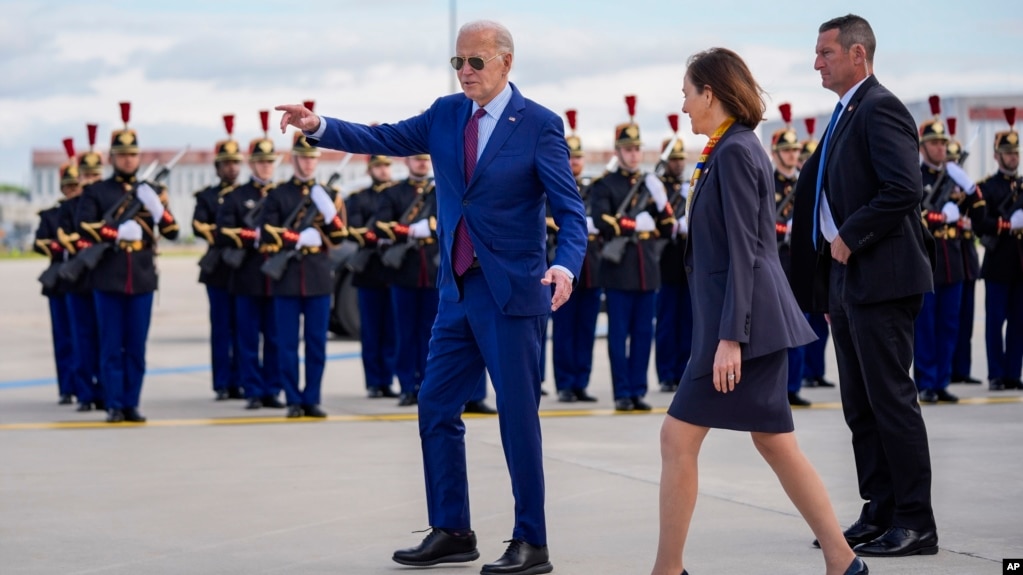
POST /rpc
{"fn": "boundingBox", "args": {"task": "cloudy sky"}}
[3,0,1022,186]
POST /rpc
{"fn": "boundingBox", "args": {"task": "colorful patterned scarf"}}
[686,117,735,219]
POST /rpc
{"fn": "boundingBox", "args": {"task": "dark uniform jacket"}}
[217,178,274,297]
[76,172,180,295]
[774,170,798,277]
[344,181,394,289]
[260,177,347,297]
[548,176,601,290]
[374,177,439,289]
[659,173,688,287]
[192,181,235,289]
[974,172,1023,283]
[34,202,67,296]
[919,165,980,285]
[590,168,675,291]
[56,196,91,294]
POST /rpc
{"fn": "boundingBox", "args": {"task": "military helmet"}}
[771,103,801,151]
[248,110,278,161]
[919,95,949,143]
[994,107,1019,153]
[110,101,139,155]
[78,123,104,175]
[565,109,584,158]
[60,138,79,186]
[215,114,244,162]
[615,94,641,148]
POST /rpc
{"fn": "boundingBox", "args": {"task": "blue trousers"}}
[787,346,806,393]
[552,287,601,391]
[94,291,153,410]
[47,295,76,398]
[984,280,1023,381]
[235,295,281,400]
[654,284,693,386]
[275,295,330,407]
[358,286,397,390]
[392,286,439,395]
[605,289,655,400]
[914,282,963,391]
[802,313,830,380]
[951,280,976,377]
[68,292,102,405]
[418,268,547,545]
[206,285,239,392]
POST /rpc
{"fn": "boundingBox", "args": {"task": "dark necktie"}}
[453,108,488,276]
[812,102,845,250]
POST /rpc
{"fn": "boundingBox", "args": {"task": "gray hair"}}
[819,14,876,63]
[458,20,514,54]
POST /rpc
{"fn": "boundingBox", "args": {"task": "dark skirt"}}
[667,348,794,433]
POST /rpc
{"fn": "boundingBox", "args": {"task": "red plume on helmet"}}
[223,114,235,136]
[625,95,636,121]
[778,103,792,126]
[668,114,679,133]
[928,95,941,118]
[119,102,131,127]
[87,124,98,150]
[565,109,577,133]
[259,110,269,136]
[303,100,315,112]
[63,138,76,160]
[947,117,957,137]
[804,117,816,138]
[1006,107,1017,128]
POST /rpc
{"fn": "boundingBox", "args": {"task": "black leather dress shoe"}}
[614,398,634,412]
[215,390,230,401]
[245,398,262,410]
[918,389,938,403]
[853,526,938,557]
[76,402,94,412]
[801,377,819,388]
[303,404,327,418]
[989,378,1006,391]
[368,386,399,398]
[464,400,497,414]
[481,539,553,575]
[398,393,418,407]
[844,556,868,574]
[962,375,981,384]
[659,380,678,392]
[262,396,285,408]
[286,405,303,418]
[227,387,245,399]
[632,397,652,411]
[59,394,74,405]
[788,392,811,407]
[557,390,576,403]
[815,377,836,388]
[573,389,598,402]
[392,528,479,567]
[935,389,959,403]
[106,409,124,423]
[813,519,887,548]
[122,408,147,423]
[1005,378,1022,390]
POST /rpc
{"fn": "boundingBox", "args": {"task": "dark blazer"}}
[789,76,933,312]
[313,82,587,316]
[684,124,816,379]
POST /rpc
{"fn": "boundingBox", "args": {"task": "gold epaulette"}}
[601,213,621,236]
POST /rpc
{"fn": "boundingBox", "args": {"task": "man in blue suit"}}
[278,19,586,575]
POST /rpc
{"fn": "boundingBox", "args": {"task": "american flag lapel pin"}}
[509,117,516,122]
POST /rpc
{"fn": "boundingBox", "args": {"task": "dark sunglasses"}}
[450,53,506,71]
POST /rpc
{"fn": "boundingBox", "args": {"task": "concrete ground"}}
[1,255,1020,574]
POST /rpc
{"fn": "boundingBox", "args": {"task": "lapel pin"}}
[509,117,516,122]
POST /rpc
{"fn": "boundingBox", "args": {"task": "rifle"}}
[600,137,675,264]
[325,151,356,191]
[38,262,62,290]
[381,184,435,270]
[58,192,143,281]
[141,146,189,186]
[260,195,322,281]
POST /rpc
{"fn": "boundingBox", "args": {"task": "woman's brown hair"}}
[686,48,766,129]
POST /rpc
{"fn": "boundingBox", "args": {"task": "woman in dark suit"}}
[650,48,866,575]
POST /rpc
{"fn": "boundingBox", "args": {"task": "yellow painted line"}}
[0,395,1018,431]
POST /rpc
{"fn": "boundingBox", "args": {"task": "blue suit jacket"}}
[311,83,587,316]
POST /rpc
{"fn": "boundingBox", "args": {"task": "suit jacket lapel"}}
[823,76,876,171]
[687,123,746,227]
[456,98,473,195]
[468,85,525,189]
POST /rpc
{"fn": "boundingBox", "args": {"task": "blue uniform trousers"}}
[47,295,76,398]
[68,292,102,405]
[802,313,830,380]
[94,291,153,410]
[358,286,397,390]
[787,346,806,393]
[418,268,547,545]
[235,295,281,400]
[206,285,239,392]
[914,283,963,391]
[552,286,601,392]
[392,286,439,395]
[654,284,693,386]
[951,279,977,378]
[984,280,1023,381]
[605,289,655,400]
[275,295,330,407]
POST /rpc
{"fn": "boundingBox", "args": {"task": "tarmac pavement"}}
[1,255,1020,574]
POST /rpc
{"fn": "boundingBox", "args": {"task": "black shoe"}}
[215,390,230,401]
[614,398,634,412]
[286,405,303,418]
[58,394,74,405]
[93,398,106,411]
[814,377,836,388]
[813,519,887,548]
[1005,378,1022,390]
[788,392,811,407]
[105,409,124,423]
[368,386,399,398]
[556,390,576,403]
[261,396,285,409]
[989,378,1006,391]
[935,389,959,403]
[918,389,938,404]
[227,387,245,399]
[303,404,327,418]
[962,375,981,384]
[481,539,553,575]
[843,556,868,575]
[540,388,549,396]
[573,389,598,402]
[659,380,678,392]
[632,397,652,411]
[392,528,479,567]
[802,377,818,388]
[853,526,938,557]
[122,408,147,423]
[245,398,262,410]
[398,393,418,407]
[76,402,94,412]
[464,400,497,414]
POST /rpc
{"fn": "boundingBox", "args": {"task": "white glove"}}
[116,220,143,242]
[310,184,337,220]
[586,216,598,236]
[408,219,431,239]
[645,174,668,211]
[295,228,323,249]
[941,201,960,225]
[634,211,656,233]
[785,218,793,243]
[961,215,972,230]
[136,183,164,222]
[1010,209,1023,231]
[944,162,975,195]
[674,217,688,238]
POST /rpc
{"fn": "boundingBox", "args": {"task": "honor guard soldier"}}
[344,154,399,399]
[76,102,180,422]
[591,95,675,411]
[974,108,1023,391]
[771,104,813,406]
[34,139,80,405]
[947,117,983,385]
[60,124,105,411]
[262,108,347,418]
[551,109,601,403]
[217,110,285,410]
[914,95,983,403]
[193,114,244,401]
[654,114,693,394]
[797,117,818,171]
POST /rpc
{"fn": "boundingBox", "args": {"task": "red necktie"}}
[453,108,487,276]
